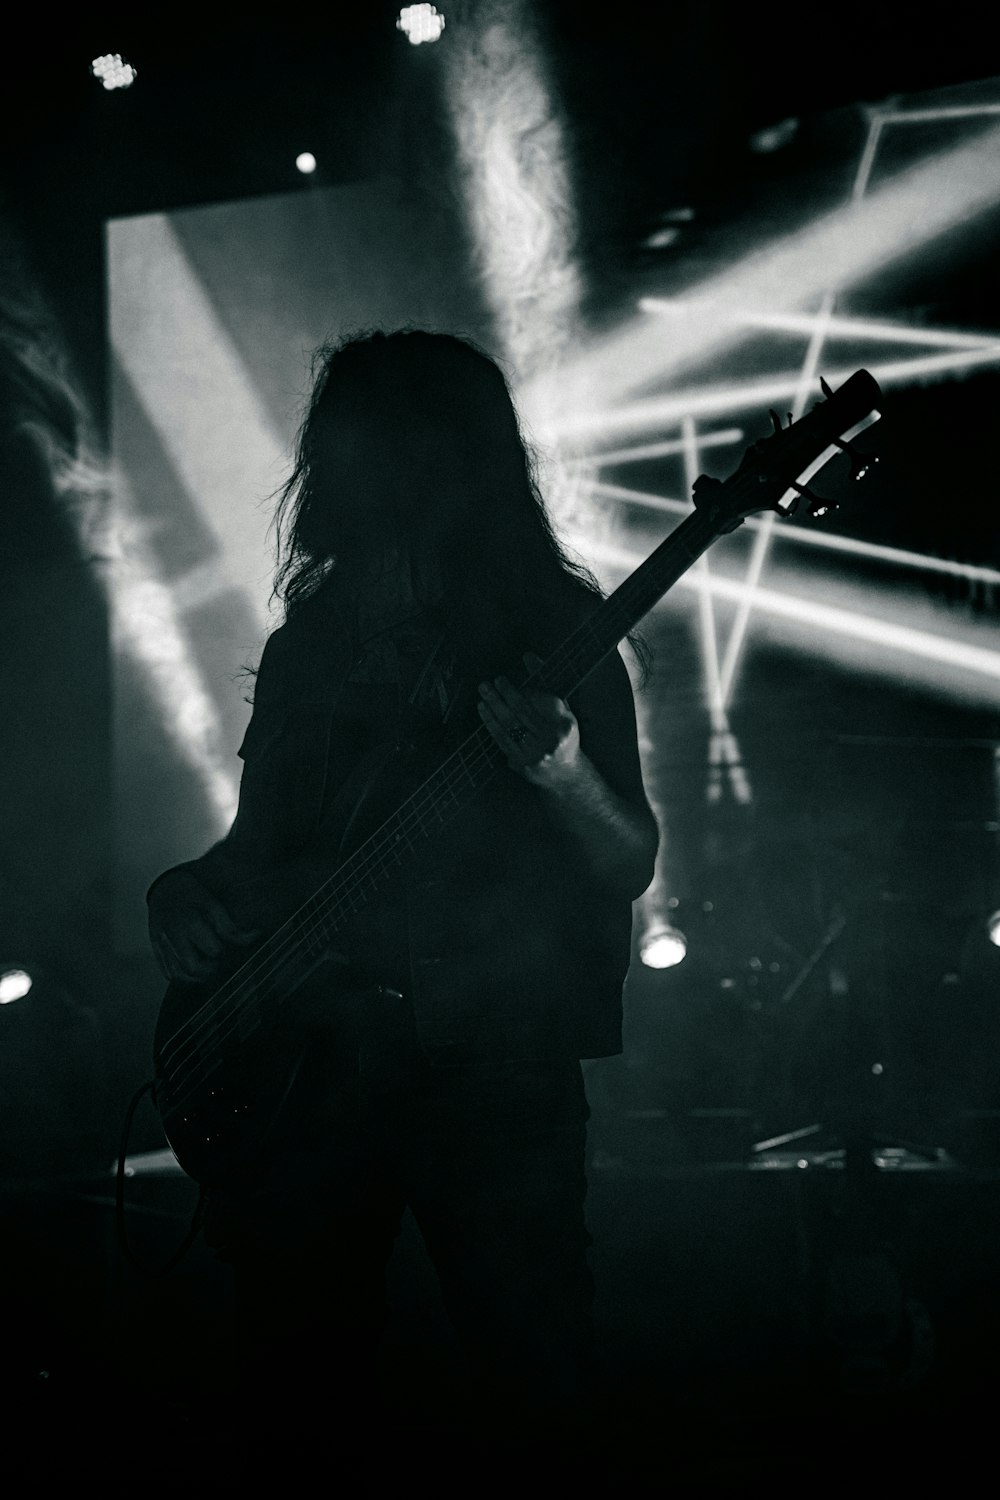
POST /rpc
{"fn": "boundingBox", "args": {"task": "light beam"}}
[530,116,1000,433]
[582,479,1000,587]
[575,535,1000,698]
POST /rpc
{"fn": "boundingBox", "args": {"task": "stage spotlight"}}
[91,54,137,91]
[397,5,446,45]
[749,117,799,153]
[642,228,681,249]
[639,923,688,970]
[295,153,317,175]
[988,911,1000,947]
[0,968,33,1005]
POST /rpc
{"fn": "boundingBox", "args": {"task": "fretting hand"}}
[478,652,582,786]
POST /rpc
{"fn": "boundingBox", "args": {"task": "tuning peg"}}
[691,473,724,508]
[790,481,836,518]
[832,436,878,482]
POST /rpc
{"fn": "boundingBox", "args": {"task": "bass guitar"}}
[152,368,882,1185]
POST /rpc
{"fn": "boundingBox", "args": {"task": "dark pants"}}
[204,989,595,1473]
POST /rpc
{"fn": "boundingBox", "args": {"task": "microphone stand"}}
[745,897,945,1393]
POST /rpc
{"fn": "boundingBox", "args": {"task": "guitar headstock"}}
[692,369,882,533]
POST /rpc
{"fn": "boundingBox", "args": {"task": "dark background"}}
[2,2,1000,1488]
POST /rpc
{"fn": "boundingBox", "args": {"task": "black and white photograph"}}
[2,3,999,1491]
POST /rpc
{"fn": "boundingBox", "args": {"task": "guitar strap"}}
[402,611,470,733]
[406,626,449,713]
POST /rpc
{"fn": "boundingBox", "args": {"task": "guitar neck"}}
[539,501,723,700]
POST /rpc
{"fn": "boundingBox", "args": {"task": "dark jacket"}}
[150,579,654,1063]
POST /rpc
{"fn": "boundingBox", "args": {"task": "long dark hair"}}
[272,328,636,675]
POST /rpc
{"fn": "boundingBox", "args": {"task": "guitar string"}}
[156,499,733,1107]
[155,537,680,1075]
[155,586,633,1085]
[155,541,682,1092]
[156,501,735,1103]
[161,664,647,1115]
[159,731,510,1113]
[157,646,572,1069]
[158,728,498,1051]
[156,500,712,1084]
[156,500,740,1120]
[155,399,860,1111]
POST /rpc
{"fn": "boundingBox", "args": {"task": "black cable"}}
[115,1079,207,1276]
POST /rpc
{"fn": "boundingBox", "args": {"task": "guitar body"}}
[152,738,420,1185]
[153,957,318,1186]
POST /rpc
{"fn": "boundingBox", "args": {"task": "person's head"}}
[272,328,600,653]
